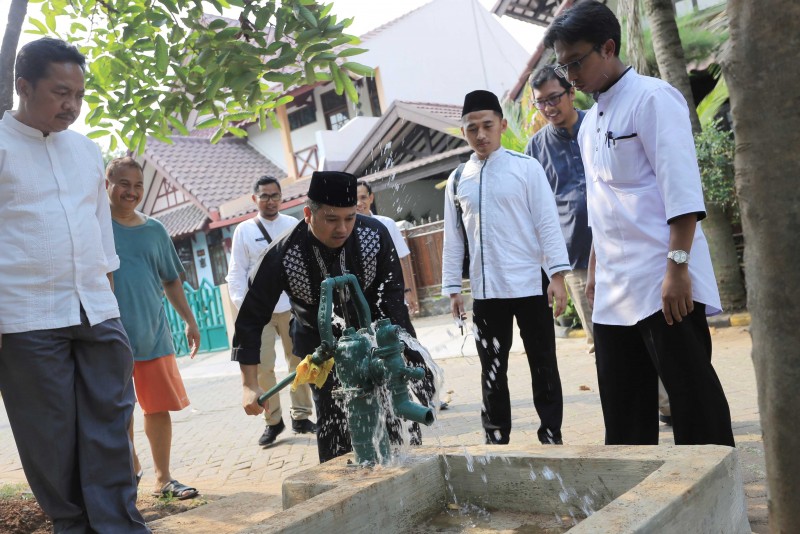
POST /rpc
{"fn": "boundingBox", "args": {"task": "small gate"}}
[163,279,230,356]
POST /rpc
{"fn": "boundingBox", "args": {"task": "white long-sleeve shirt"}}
[441,147,570,299]
[578,69,721,325]
[226,213,298,311]
[372,214,410,258]
[0,111,120,334]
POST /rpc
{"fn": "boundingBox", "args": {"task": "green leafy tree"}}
[2,0,371,152]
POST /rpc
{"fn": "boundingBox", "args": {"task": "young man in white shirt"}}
[355,180,418,315]
[544,0,734,446]
[226,176,314,447]
[442,90,571,445]
[0,38,148,532]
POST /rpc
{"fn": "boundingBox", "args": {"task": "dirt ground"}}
[0,486,210,534]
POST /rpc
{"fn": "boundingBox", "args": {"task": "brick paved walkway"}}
[0,320,766,532]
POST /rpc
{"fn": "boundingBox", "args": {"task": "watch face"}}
[671,251,688,263]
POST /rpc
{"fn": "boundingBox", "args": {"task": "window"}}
[366,77,382,117]
[175,239,198,289]
[321,90,350,131]
[288,106,317,131]
[206,230,229,286]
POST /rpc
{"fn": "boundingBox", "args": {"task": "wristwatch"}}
[667,250,690,264]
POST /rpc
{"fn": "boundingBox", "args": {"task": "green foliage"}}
[697,70,729,128]
[0,483,32,500]
[500,85,543,153]
[620,3,728,73]
[25,0,370,153]
[560,295,582,328]
[695,119,737,213]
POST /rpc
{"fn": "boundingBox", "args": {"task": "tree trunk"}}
[645,0,702,133]
[645,0,747,312]
[703,202,746,310]
[620,0,650,76]
[725,1,800,531]
[0,0,28,114]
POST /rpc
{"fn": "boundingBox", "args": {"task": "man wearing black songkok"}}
[232,171,435,462]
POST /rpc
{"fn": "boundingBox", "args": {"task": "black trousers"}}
[472,296,564,444]
[593,303,735,446]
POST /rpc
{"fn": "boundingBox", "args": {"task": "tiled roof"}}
[144,136,287,214]
[151,203,208,238]
[400,101,464,124]
[360,146,471,183]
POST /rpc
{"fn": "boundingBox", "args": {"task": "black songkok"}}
[461,89,503,117]
[307,171,358,207]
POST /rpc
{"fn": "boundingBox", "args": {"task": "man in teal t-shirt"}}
[107,157,201,500]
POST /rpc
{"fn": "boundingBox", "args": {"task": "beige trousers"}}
[257,311,313,425]
[564,269,595,346]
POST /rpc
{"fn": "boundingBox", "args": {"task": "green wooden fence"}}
[163,279,229,356]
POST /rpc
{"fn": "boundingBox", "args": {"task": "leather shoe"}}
[659,414,673,426]
[292,419,317,434]
[258,420,285,447]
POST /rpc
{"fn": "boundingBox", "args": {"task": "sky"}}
[1,0,544,138]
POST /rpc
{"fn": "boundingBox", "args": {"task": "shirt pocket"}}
[598,135,643,186]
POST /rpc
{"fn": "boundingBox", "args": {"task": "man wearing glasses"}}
[226,176,315,447]
[544,1,734,447]
[524,65,594,354]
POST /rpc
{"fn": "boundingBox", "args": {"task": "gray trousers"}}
[0,311,149,533]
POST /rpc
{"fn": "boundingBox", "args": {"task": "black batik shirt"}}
[231,214,412,365]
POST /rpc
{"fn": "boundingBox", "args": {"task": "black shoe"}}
[292,419,317,434]
[538,429,563,445]
[258,420,285,447]
[659,414,673,426]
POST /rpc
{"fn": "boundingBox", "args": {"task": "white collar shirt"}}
[372,214,410,258]
[578,69,722,326]
[0,111,120,334]
[225,213,298,311]
[441,147,570,299]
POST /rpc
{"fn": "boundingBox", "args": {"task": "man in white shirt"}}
[0,38,149,532]
[226,176,314,447]
[442,90,570,445]
[545,0,734,446]
[355,180,418,314]
[356,179,441,416]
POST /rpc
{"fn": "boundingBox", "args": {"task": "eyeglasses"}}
[533,90,568,110]
[554,47,599,79]
[257,193,282,203]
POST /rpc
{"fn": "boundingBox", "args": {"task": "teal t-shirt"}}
[113,217,184,361]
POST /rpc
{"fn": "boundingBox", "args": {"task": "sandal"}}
[152,480,199,500]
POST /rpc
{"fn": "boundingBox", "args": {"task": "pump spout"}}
[372,318,436,427]
[392,395,435,426]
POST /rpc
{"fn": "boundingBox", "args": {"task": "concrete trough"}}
[240,444,750,533]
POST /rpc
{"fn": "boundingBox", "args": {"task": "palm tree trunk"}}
[703,202,746,310]
[645,0,702,133]
[620,0,650,76]
[726,0,800,530]
[0,0,29,114]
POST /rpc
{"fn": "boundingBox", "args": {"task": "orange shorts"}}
[132,354,190,415]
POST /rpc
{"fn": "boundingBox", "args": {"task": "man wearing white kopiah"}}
[442,89,571,445]
[544,0,734,446]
